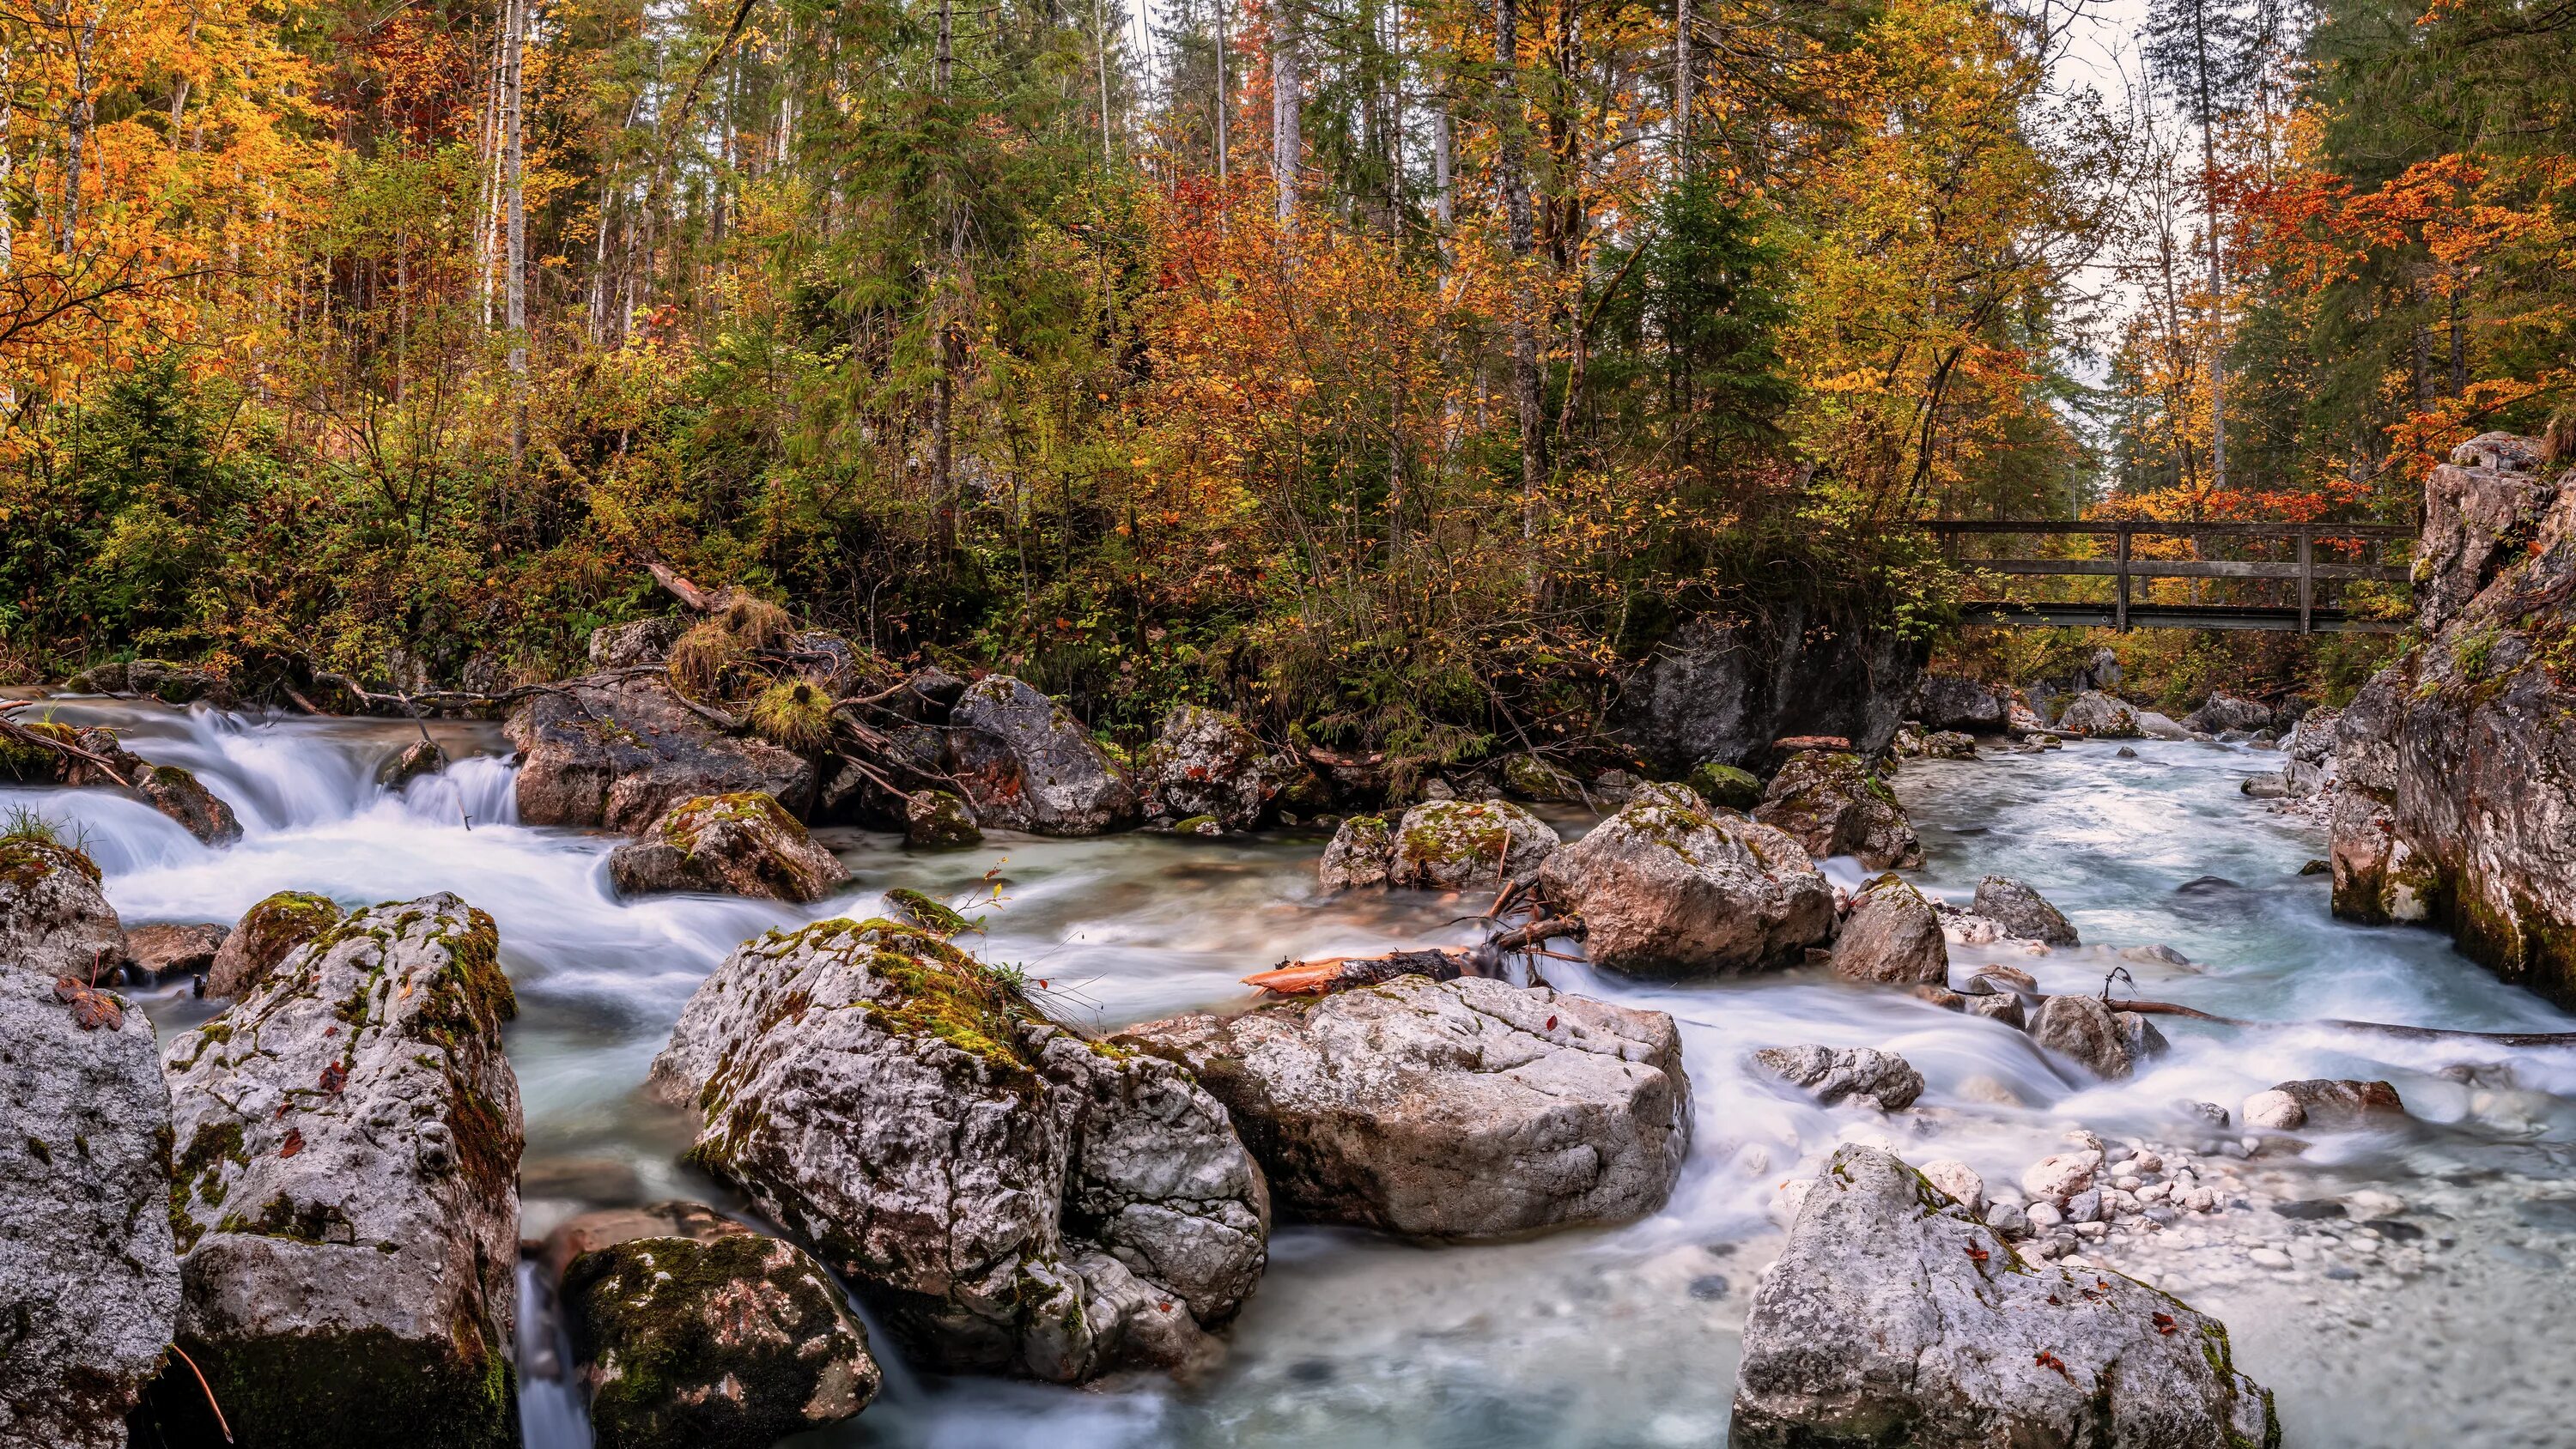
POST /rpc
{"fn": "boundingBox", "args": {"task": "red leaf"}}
[280,1128,305,1159]
[320,1061,348,1094]
[1544,1016,1558,1030]
[2152,1312,2178,1336]
[1965,1246,1990,1264]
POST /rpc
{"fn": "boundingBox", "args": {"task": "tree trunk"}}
[502,0,529,467]
[2188,0,2225,491]
[1273,0,1301,224]
[1672,0,1691,162]
[1214,0,1228,185]
[1495,0,1545,570]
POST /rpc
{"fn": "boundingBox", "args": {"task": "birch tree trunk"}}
[1494,0,1545,564]
[1273,0,1301,224]
[503,0,528,469]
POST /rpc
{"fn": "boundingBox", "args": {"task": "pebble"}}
[2023,1152,2101,1202]
[2250,1248,2293,1270]
[2066,1189,2103,1224]
[1986,1203,2031,1238]
[2026,1202,2065,1230]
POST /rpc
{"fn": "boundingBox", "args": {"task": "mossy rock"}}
[208,890,343,997]
[0,834,101,888]
[1500,754,1580,803]
[0,719,79,781]
[1686,761,1762,809]
[610,792,850,903]
[564,1229,880,1449]
[1388,799,1561,890]
[904,789,982,848]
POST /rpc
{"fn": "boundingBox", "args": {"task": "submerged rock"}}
[944,676,1139,835]
[1751,750,1922,869]
[1829,874,1949,985]
[150,894,523,1449]
[562,1216,881,1449]
[0,843,179,1449]
[1138,705,1287,830]
[1971,875,2079,945]
[647,919,1267,1382]
[609,792,851,903]
[1750,1045,1924,1110]
[508,672,814,833]
[1731,1146,2279,1449]
[1120,976,1689,1239]
[1537,789,1833,976]
[2057,689,2146,739]
[204,889,343,998]
[2028,993,2167,1081]
[1392,798,1559,888]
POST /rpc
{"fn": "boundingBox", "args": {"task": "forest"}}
[0,0,2568,745]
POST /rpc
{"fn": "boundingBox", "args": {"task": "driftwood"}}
[2108,997,2576,1049]
[1243,944,1503,997]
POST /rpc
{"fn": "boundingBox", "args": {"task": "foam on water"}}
[19,701,2573,1446]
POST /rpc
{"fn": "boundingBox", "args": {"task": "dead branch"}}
[2108,998,2576,1048]
[0,715,133,787]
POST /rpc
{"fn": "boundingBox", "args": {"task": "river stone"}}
[150,893,523,1449]
[0,837,125,979]
[589,616,686,669]
[0,844,179,1449]
[1536,790,1833,976]
[945,676,1139,835]
[904,788,981,847]
[2253,1078,2406,1131]
[1137,704,1286,830]
[2184,692,2274,735]
[1909,674,2006,733]
[1377,798,1559,891]
[374,737,449,791]
[1751,1045,1924,1110]
[205,889,343,998]
[562,1220,880,1449]
[507,671,814,833]
[2057,689,2146,739]
[1919,1158,1985,1215]
[2028,994,2166,1081]
[11,722,248,846]
[1732,1145,2280,1449]
[1118,976,1689,1239]
[646,919,1267,1381]
[1316,814,1397,891]
[1971,875,2079,944]
[1685,761,1764,809]
[121,920,228,981]
[1501,754,1583,803]
[609,792,851,903]
[1752,750,1922,870]
[1829,874,1948,985]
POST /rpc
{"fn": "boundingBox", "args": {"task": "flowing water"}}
[12,698,2576,1448]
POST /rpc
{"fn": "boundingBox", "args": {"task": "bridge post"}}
[2114,524,2130,632]
[2298,527,2314,634]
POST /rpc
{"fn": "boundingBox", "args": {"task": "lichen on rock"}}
[1751,750,1922,870]
[608,791,852,903]
[206,889,343,998]
[1538,790,1833,976]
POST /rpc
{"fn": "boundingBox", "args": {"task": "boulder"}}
[374,737,448,791]
[2244,1079,2405,1132]
[205,890,343,999]
[2324,441,2576,1005]
[1500,754,1583,803]
[1909,675,2007,733]
[1751,1045,1924,1110]
[645,919,1267,1382]
[1921,730,1977,758]
[1731,1146,2279,1449]
[1686,760,1764,808]
[1536,791,1833,976]
[2057,689,2145,739]
[2241,759,2324,800]
[945,676,1139,835]
[608,792,852,903]
[1118,976,1689,1238]
[1377,799,1559,891]
[121,921,228,982]
[0,836,125,979]
[561,1213,880,1449]
[2287,706,2341,764]
[149,894,522,1449]
[1315,814,1396,891]
[0,844,179,1449]
[507,672,814,833]
[904,788,981,847]
[1619,609,1926,775]
[2005,693,2050,736]
[2184,692,2274,735]
[1136,705,1287,830]
[1971,875,2079,944]
[2028,993,2167,1081]
[1828,875,1948,985]
[1751,750,1922,869]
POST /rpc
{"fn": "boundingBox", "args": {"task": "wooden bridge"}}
[1923,519,2416,634]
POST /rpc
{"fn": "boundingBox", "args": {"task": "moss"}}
[1172,812,1221,834]
[0,834,101,887]
[1686,761,1762,809]
[132,1322,515,1449]
[170,1119,248,1252]
[747,679,836,753]
[0,719,78,781]
[883,887,972,938]
[667,621,747,702]
[1394,801,1526,873]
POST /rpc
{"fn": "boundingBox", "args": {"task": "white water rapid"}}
[12,697,2576,1448]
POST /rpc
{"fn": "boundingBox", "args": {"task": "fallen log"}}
[1243,945,1499,996]
[2108,997,2576,1048]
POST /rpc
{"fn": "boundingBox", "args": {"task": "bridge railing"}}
[1921,519,2416,634]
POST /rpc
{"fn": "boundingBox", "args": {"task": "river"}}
[9,698,2576,1448]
